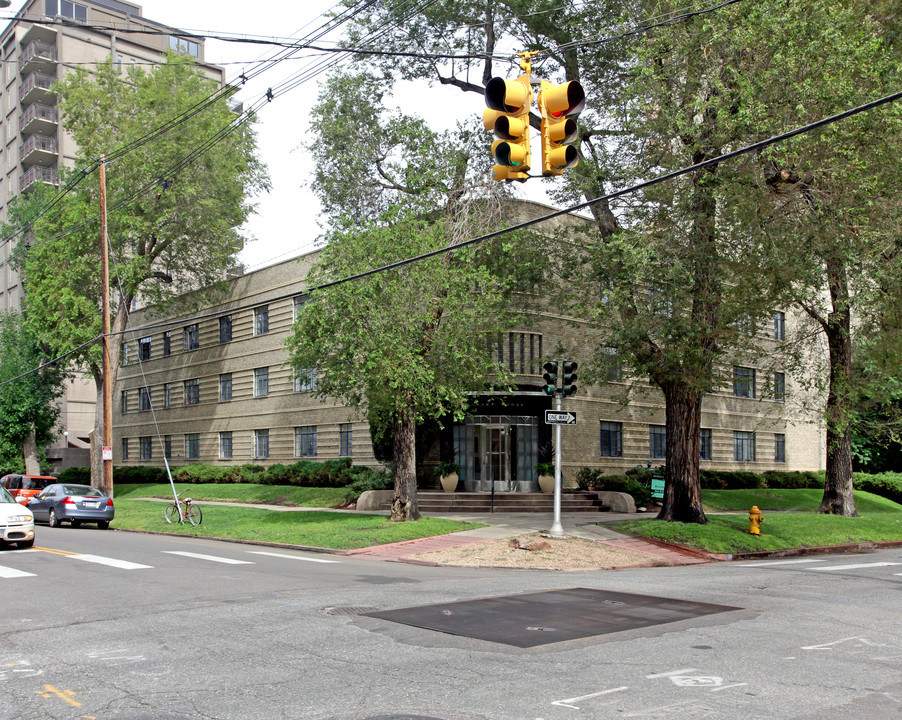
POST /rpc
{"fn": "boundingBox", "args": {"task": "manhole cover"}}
[363,588,740,647]
[325,606,380,616]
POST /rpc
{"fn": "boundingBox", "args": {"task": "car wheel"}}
[49,509,60,528]
[17,538,34,549]
[97,520,109,530]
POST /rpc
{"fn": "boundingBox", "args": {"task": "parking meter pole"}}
[549,392,565,538]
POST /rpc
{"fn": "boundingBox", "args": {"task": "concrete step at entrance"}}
[417,491,610,513]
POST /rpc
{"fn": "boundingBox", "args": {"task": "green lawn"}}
[115,482,349,508]
[612,489,902,554]
[112,496,483,549]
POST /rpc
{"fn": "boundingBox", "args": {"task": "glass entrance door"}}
[482,426,510,492]
[455,415,540,492]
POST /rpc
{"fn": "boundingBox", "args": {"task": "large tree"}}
[12,54,268,492]
[287,71,536,521]
[0,311,66,473]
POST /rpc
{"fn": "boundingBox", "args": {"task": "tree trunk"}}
[390,407,420,522]
[22,430,40,475]
[656,382,708,524]
[819,292,857,516]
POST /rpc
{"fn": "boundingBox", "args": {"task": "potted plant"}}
[435,460,460,493]
[535,442,555,493]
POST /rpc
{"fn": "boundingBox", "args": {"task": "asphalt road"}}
[2,526,901,720]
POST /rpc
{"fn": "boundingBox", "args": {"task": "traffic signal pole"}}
[549,389,565,538]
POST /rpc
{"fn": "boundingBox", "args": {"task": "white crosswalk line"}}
[247,551,340,564]
[0,564,36,578]
[810,561,902,572]
[740,558,828,567]
[69,554,153,570]
[163,551,253,565]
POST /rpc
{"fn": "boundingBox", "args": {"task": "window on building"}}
[649,425,666,459]
[599,421,623,457]
[139,336,151,360]
[733,366,756,398]
[120,389,128,414]
[219,373,233,402]
[254,306,269,336]
[774,311,786,341]
[185,433,200,460]
[733,314,756,336]
[774,434,786,463]
[163,383,172,408]
[219,315,232,343]
[494,332,543,375]
[773,372,785,402]
[164,435,172,459]
[254,429,269,459]
[183,324,199,351]
[700,428,713,461]
[121,437,129,461]
[733,431,756,462]
[163,331,172,356]
[121,342,129,366]
[600,346,623,382]
[254,367,269,397]
[339,424,352,456]
[295,426,317,457]
[139,387,151,411]
[220,431,233,460]
[293,296,307,321]
[184,378,199,405]
[294,367,317,392]
[139,436,152,461]
[47,1,87,21]
[169,35,200,57]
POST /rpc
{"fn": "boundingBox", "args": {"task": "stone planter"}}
[538,474,555,494]
[440,472,459,493]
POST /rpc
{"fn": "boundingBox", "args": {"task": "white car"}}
[0,486,35,549]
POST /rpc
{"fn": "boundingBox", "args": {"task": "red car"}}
[0,474,56,504]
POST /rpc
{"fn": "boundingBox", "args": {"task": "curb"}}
[629,536,902,562]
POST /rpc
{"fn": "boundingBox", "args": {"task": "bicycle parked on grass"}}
[164,493,203,526]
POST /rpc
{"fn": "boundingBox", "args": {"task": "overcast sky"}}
[6,1,534,270]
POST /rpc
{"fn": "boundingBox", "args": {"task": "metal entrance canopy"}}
[364,588,740,648]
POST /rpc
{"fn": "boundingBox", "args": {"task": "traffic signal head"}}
[542,360,559,395]
[538,80,585,176]
[484,75,532,181]
[562,360,579,396]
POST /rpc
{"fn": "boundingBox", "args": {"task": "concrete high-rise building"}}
[0,0,225,465]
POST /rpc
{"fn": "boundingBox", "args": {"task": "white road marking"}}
[247,551,340,563]
[740,558,828,567]
[551,686,628,709]
[0,565,36,578]
[810,562,902,572]
[68,554,152,570]
[162,551,253,565]
[646,668,698,679]
[802,637,863,650]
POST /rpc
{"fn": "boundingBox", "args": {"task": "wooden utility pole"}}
[100,155,113,497]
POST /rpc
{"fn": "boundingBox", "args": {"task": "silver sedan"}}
[28,484,115,529]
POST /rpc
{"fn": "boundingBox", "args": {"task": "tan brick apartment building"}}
[114,219,826,489]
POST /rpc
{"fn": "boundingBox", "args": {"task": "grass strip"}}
[701,489,901,513]
[115,483,349,508]
[113,498,483,549]
[610,512,902,554]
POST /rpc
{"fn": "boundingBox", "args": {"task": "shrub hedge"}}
[854,472,902,505]
[55,460,392,492]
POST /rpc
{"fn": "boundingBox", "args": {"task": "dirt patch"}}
[410,533,664,570]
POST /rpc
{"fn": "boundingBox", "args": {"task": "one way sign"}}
[545,410,577,426]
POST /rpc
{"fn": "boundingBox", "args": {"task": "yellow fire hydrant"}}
[749,505,764,535]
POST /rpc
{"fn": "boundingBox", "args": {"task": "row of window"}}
[123,425,352,462]
[733,367,784,401]
[123,298,308,365]
[121,367,317,412]
[599,422,786,463]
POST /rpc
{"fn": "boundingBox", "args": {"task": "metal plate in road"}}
[545,410,577,425]
[364,588,741,648]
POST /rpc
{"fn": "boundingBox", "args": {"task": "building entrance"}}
[453,415,540,492]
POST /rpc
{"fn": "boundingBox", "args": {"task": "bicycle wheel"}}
[164,503,181,524]
[187,504,202,526]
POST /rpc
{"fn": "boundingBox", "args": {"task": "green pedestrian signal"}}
[542,361,559,395]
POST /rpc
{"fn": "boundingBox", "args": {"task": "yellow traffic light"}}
[483,74,532,182]
[538,80,585,176]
